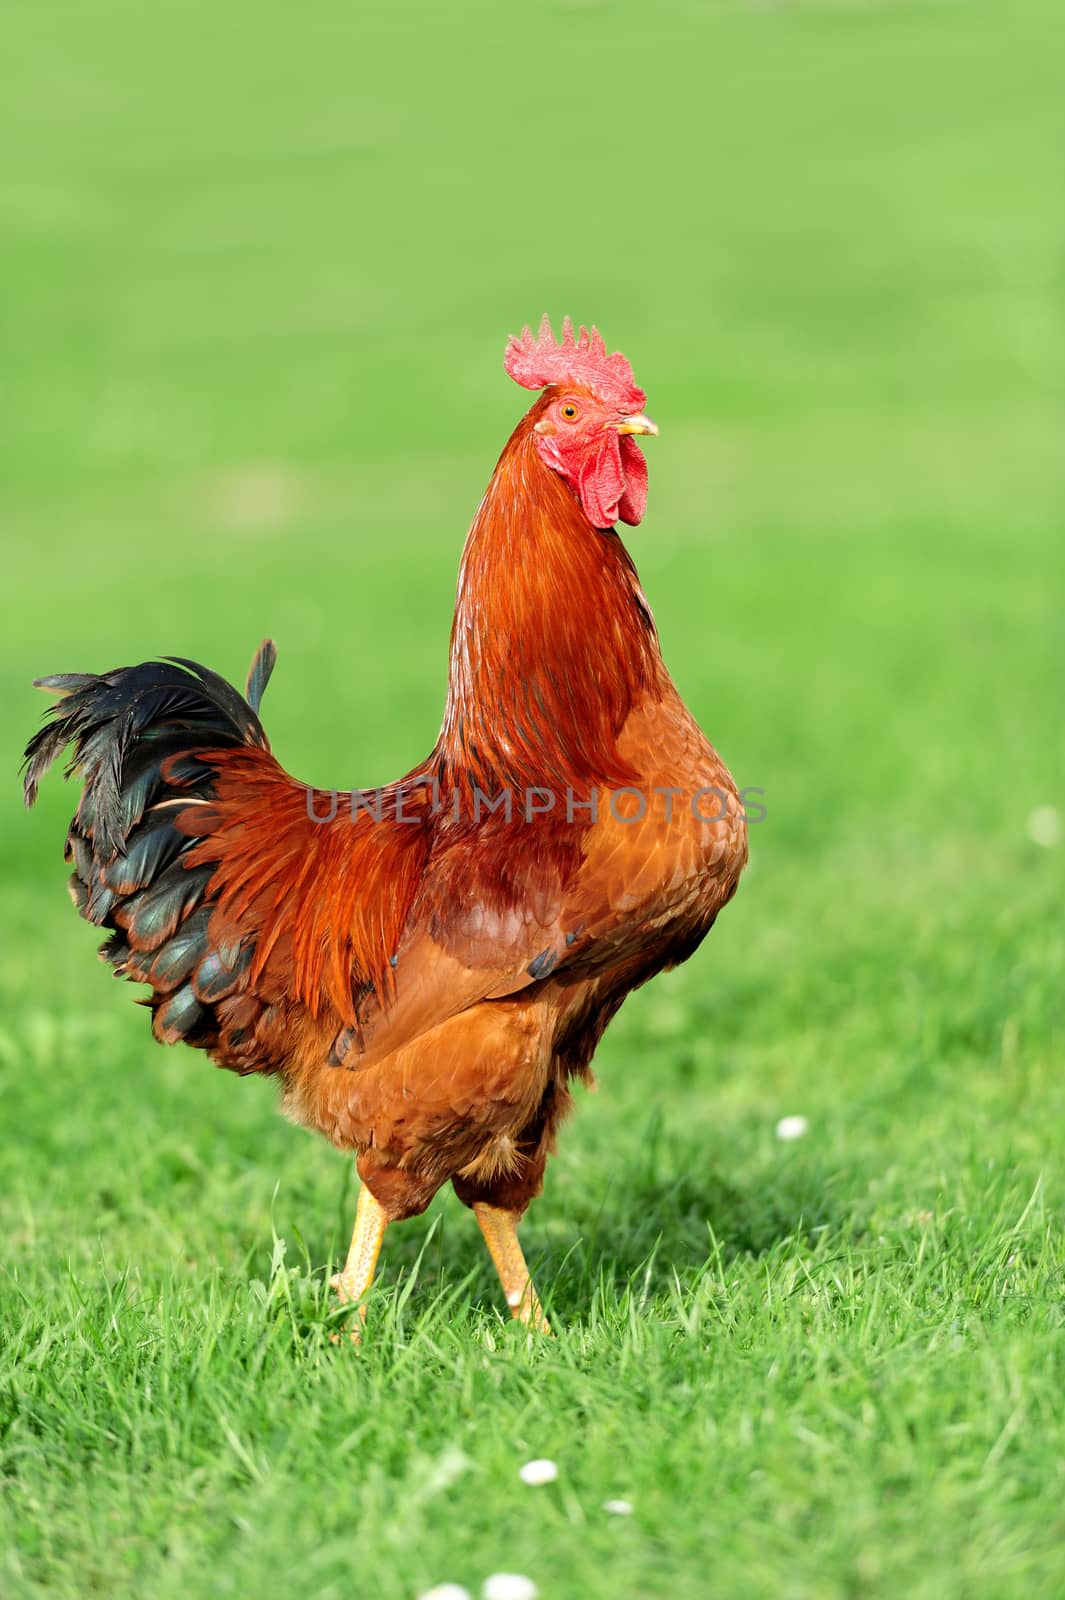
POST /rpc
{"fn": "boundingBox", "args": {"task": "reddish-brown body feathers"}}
[24,343,748,1225]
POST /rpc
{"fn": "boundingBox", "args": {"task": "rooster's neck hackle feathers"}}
[438,405,663,796]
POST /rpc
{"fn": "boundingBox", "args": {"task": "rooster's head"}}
[504,315,657,530]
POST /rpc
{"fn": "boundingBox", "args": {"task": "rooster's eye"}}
[560,402,580,422]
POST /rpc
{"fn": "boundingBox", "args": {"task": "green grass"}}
[2,2,1064,1597]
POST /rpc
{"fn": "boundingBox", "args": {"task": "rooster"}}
[23,318,748,1334]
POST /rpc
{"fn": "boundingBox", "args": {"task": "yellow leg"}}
[473,1202,552,1334]
[330,1182,388,1340]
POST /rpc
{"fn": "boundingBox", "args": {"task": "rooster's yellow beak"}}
[616,413,658,437]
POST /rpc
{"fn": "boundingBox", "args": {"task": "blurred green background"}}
[2,3,1063,1598]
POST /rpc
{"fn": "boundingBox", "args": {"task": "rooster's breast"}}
[572,692,748,968]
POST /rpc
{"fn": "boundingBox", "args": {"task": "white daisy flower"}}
[775,1115,809,1141]
[518,1458,558,1486]
[483,1576,539,1600]
[1027,805,1062,848]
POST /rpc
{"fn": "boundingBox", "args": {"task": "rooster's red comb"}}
[504,315,646,412]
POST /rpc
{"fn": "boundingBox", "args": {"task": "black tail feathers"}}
[23,641,277,859]
[21,642,279,1056]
